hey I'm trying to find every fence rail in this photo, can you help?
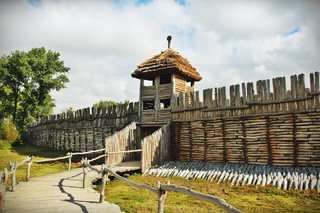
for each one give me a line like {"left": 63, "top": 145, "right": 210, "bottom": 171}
{"left": 0, "top": 146, "right": 140, "bottom": 212}
{"left": 81, "top": 157, "right": 244, "bottom": 213}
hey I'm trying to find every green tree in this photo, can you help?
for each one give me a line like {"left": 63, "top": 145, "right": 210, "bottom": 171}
{"left": 93, "top": 100, "right": 130, "bottom": 109}
{"left": 0, "top": 47, "right": 70, "bottom": 138}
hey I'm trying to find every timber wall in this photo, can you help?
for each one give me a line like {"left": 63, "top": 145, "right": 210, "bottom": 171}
{"left": 171, "top": 72, "right": 320, "bottom": 167}
{"left": 27, "top": 102, "right": 139, "bottom": 152}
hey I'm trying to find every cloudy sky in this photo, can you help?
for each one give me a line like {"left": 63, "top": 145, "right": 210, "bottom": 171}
{"left": 1, "top": 0, "right": 319, "bottom": 114}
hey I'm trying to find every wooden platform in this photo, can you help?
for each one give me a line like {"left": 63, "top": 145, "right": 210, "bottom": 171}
{"left": 108, "top": 160, "right": 141, "bottom": 173}
{"left": 4, "top": 161, "right": 141, "bottom": 213}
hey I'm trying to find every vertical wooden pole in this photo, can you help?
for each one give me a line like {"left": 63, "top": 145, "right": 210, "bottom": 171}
{"left": 99, "top": 165, "right": 108, "bottom": 203}
{"left": 68, "top": 152, "right": 72, "bottom": 171}
{"left": 157, "top": 181, "right": 169, "bottom": 213}
{"left": 9, "top": 161, "right": 17, "bottom": 191}
{"left": 0, "top": 168, "right": 8, "bottom": 212}
{"left": 82, "top": 158, "right": 88, "bottom": 188}
{"left": 26, "top": 156, "right": 33, "bottom": 181}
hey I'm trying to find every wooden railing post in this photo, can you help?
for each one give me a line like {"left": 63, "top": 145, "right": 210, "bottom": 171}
{"left": 0, "top": 168, "right": 8, "bottom": 212}
{"left": 26, "top": 156, "right": 33, "bottom": 181}
{"left": 105, "top": 151, "right": 109, "bottom": 166}
{"left": 99, "top": 164, "right": 108, "bottom": 203}
{"left": 9, "top": 161, "right": 17, "bottom": 191}
{"left": 67, "top": 152, "right": 72, "bottom": 171}
{"left": 81, "top": 158, "right": 88, "bottom": 188}
{"left": 156, "top": 181, "right": 169, "bottom": 213}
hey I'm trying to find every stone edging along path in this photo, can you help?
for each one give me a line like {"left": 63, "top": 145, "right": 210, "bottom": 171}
{"left": 4, "top": 167, "right": 122, "bottom": 213}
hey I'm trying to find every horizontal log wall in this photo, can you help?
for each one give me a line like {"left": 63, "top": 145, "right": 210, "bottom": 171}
{"left": 27, "top": 102, "right": 139, "bottom": 152}
{"left": 171, "top": 72, "right": 320, "bottom": 119}
{"left": 171, "top": 110, "right": 320, "bottom": 167}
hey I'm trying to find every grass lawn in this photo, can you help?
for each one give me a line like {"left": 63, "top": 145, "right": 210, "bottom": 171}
{"left": 97, "top": 173, "right": 320, "bottom": 213}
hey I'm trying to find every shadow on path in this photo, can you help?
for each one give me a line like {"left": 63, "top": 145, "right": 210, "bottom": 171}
{"left": 58, "top": 172, "right": 90, "bottom": 213}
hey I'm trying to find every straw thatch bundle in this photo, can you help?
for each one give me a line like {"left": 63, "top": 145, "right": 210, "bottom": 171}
{"left": 131, "top": 48, "right": 202, "bottom": 81}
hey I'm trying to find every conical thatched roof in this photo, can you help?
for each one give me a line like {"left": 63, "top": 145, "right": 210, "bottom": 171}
{"left": 131, "top": 48, "right": 202, "bottom": 81}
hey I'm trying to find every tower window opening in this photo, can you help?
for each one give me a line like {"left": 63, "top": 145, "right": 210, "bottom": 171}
{"left": 144, "top": 78, "right": 155, "bottom": 86}
{"left": 143, "top": 100, "right": 155, "bottom": 110}
{"left": 160, "top": 99, "right": 171, "bottom": 109}
{"left": 160, "top": 74, "right": 171, "bottom": 84}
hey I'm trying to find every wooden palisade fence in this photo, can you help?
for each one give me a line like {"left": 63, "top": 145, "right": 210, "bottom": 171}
{"left": 141, "top": 121, "right": 171, "bottom": 173}
{"left": 171, "top": 72, "right": 320, "bottom": 119}
{"left": 171, "top": 72, "right": 320, "bottom": 167}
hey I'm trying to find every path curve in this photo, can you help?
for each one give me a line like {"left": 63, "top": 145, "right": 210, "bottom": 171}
{"left": 4, "top": 167, "right": 122, "bottom": 213}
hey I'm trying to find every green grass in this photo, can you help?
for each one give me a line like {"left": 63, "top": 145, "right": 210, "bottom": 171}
{"left": 97, "top": 173, "right": 320, "bottom": 213}
{"left": 0, "top": 144, "right": 81, "bottom": 190}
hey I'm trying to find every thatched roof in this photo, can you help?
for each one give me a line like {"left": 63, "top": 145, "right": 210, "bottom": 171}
{"left": 131, "top": 48, "right": 202, "bottom": 81}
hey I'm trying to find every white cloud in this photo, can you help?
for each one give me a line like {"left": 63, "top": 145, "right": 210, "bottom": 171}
{"left": 1, "top": 0, "right": 319, "bottom": 113}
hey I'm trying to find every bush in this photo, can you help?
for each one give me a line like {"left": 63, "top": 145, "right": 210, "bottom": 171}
{"left": 0, "top": 140, "right": 12, "bottom": 150}
{"left": 0, "top": 121, "right": 19, "bottom": 144}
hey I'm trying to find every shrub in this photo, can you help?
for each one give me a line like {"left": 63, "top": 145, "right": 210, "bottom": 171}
{"left": 0, "top": 140, "right": 12, "bottom": 150}
{"left": 0, "top": 122, "right": 19, "bottom": 144}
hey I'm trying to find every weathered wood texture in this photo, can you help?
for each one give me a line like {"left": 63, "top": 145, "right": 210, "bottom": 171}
{"left": 27, "top": 102, "right": 139, "bottom": 151}
{"left": 172, "top": 110, "right": 320, "bottom": 167}
{"left": 105, "top": 122, "right": 139, "bottom": 165}
{"left": 172, "top": 72, "right": 320, "bottom": 119}
{"left": 141, "top": 122, "right": 171, "bottom": 173}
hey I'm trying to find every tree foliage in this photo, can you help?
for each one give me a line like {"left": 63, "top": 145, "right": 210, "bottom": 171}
{"left": 93, "top": 100, "right": 130, "bottom": 109}
{"left": 0, "top": 47, "right": 70, "bottom": 139}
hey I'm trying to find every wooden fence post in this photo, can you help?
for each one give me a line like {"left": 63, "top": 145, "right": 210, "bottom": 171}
{"left": 67, "top": 152, "right": 72, "bottom": 171}
{"left": 105, "top": 151, "right": 109, "bottom": 167}
{"left": 81, "top": 158, "right": 88, "bottom": 188}
{"left": 9, "top": 161, "right": 17, "bottom": 191}
{"left": 26, "top": 156, "right": 33, "bottom": 181}
{"left": 0, "top": 168, "right": 8, "bottom": 212}
{"left": 157, "top": 181, "right": 169, "bottom": 213}
{"left": 99, "top": 165, "right": 108, "bottom": 203}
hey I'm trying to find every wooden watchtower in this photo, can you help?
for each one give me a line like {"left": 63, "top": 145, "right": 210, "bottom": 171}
{"left": 131, "top": 36, "right": 202, "bottom": 138}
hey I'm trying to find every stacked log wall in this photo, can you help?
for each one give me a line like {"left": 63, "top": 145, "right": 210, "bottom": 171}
{"left": 172, "top": 111, "right": 320, "bottom": 167}
{"left": 27, "top": 102, "right": 139, "bottom": 152}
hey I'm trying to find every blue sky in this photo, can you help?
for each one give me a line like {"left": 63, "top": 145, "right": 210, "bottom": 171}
{"left": 1, "top": 0, "right": 319, "bottom": 113}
